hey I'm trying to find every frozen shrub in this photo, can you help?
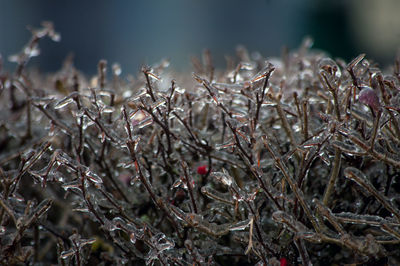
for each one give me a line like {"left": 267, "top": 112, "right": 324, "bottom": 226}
{"left": 0, "top": 23, "right": 400, "bottom": 265}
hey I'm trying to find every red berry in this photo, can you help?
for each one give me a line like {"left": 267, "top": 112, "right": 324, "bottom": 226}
{"left": 280, "top": 257, "right": 288, "bottom": 266}
{"left": 197, "top": 165, "right": 208, "bottom": 175}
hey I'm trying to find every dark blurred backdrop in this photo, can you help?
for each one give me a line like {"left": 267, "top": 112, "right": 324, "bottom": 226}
{"left": 1, "top": 0, "right": 399, "bottom": 75}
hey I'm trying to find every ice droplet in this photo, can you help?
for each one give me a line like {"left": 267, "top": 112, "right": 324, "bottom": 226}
{"left": 344, "top": 167, "right": 369, "bottom": 185}
{"left": 152, "top": 233, "right": 174, "bottom": 252}
{"left": 102, "top": 220, "right": 120, "bottom": 232}
{"left": 229, "top": 219, "right": 251, "bottom": 231}
{"left": 76, "top": 237, "right": 96, "bottom": 247}
{"left": 138, "top": 117, "right": 153, "bottom": 129}
{"left": 74, "top": 109, "right": 85, "bottom": 118}
{"left": 130, "top": 175, "right": 140, "bottom": 186}
{"left": 123, "top": 90, "right": 132, "bottom": 98}
{"left": 211, "top": 170, "right": 233, "bottom": 187}
{"left": 98, "top": 90, "right": 112, "bottom": 97}
{"left": 172, "top": 178, "right": 184, "bottom": 189}
{"left": 113, "top": 63, "right": 122, "bottom": 76}
{"left": 215, "top": 141, "right": 235, "bottom": 151}
{"left": 0, "top": 226, "right": 5, "bottom": 235}
{"left": 62, "top": 181, "right": 82, "bottom": 193}
{"left": 50, "top": 32, "right": 61, "bottom": 42}
{"left": 24, "top": 46, "right": 40, "bottom": 57}
{"left": 8, "top": 54, "right": 20, "bottom": 63}
{"left": 147, "top": 71, "right": 161, "bottom": 81}
{"left": 101, "top": 106, "right": 115, "bottom": 113}
{"left": 54, "top": 96, "right": 75, "bottom": 109}
{"left": 131, "top": 89, "right": 147, "bottom": 101}
{"left": 85, "top": 170, "right": 103, "bottom": 184}
{"left": 130, "top": 232, "right": 136, "bottom": 244}
{"left": 174, "top": 86, "right": 185, "bottom": 94}
{"left": 151, "top": 99, "right": 166, "bottom": 110}
{"left": 72, "top": 208, "right": 89, "bottom": 213}
{"left": 60, "top": 249, "right": 75, "bottom": 259}
{"left": 241, "top": 62, "right": 256, "bottom": 70}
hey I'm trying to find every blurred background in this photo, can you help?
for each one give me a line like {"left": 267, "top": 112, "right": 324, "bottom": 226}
{"left": 0, "top": 0, "right": 399, "bottom": 75}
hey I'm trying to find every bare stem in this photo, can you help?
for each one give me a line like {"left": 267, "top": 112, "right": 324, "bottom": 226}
{"left": 263, "top": 136, "right": 321, "bottom": 233}
{"left": 180, "top": 161, "right": 198, "bottom": 213}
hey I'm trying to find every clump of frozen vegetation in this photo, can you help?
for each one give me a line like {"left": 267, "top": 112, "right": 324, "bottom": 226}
{"left": 1, "top": 22, "right": 400, "bottom": 265}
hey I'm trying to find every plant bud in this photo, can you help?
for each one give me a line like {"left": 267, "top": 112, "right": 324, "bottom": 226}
{"left": 358, "top": 86, "right": 381, "bottom": 112}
